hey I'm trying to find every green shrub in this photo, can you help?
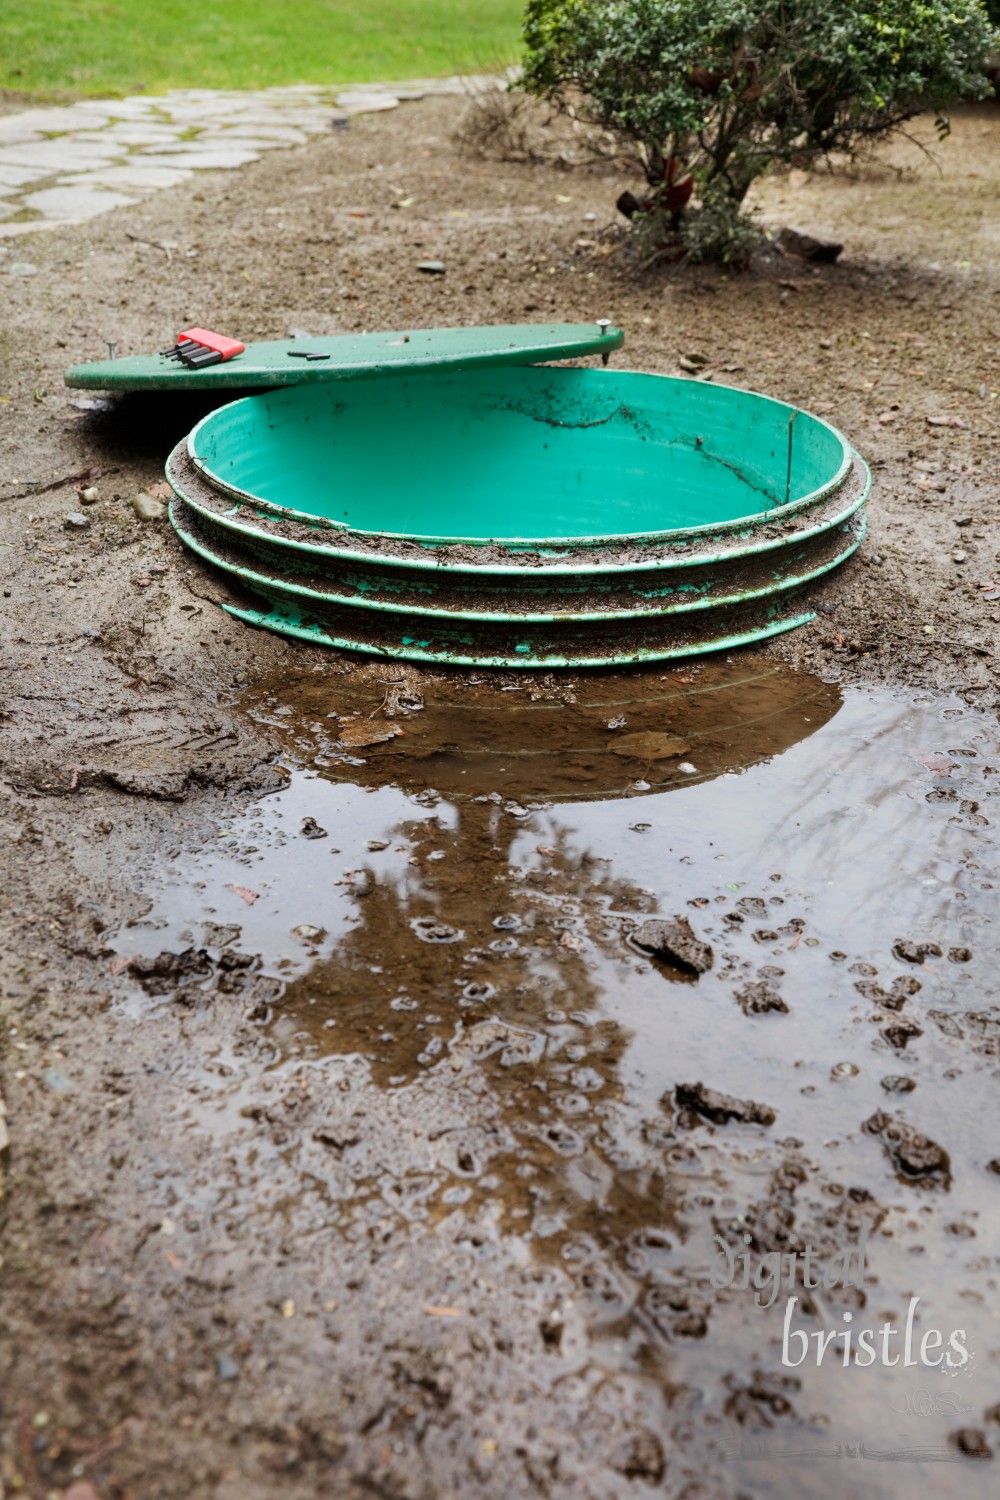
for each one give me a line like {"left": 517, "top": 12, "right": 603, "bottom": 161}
{"left": 523, "top": 0, "right": 999, "bottom": 259}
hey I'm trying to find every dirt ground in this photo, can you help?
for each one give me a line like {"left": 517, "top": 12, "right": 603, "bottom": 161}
{"left": 0, "top": 94, "right": 998, "bottom": 1499}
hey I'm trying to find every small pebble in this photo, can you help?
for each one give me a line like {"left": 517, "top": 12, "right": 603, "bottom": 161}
{"left": 64, "top": 512, "right": 89, "bottom": 530}
{"left": 129, "top": 492, "right": 165, "bottom": 522}
{"left": 78, "top": 485, "right": 99, "bottom": 504}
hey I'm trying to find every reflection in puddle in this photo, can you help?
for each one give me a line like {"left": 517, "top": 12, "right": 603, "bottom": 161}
{"left": 113, "top": 659, "right": 999, "bottom": 1495}
{"left": 252, "top": 659, "right": 843, "bottom": 802}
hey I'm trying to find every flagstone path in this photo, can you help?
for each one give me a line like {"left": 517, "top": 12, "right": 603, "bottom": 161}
{"left": 0, "top": 76, "right": 498, "bottom": 239}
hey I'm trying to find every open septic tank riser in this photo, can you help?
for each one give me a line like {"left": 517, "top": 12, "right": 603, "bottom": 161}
{"left": 165, "top": 364, "right": 870, "bottom": 666}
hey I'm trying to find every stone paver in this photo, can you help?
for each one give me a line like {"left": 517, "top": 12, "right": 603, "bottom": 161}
{"left": 0, "top": 165, "right": 40, "bottom": 188}
{"left": 20, "top": 185, "right": 139, "bottom": 221}
{"left": 59, "top": 164, "right": 193, "bottom": 190}
{"left": 0, "top": 76, "right": 504, "bottom": 236}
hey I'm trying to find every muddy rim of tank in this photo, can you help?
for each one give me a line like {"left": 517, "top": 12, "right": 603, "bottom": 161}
{"left": 166, "top": 441, "right": 870, "bottom": 578}
{"left": 219, "top": 595, "right": 822, "bottom": 668}
{"left": 169, "top": 493, "right": 866, "bottom": 624}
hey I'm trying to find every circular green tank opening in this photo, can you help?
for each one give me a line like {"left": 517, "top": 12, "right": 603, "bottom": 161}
{"left": 187, "top": 365, "right": 852, "bottom": 546}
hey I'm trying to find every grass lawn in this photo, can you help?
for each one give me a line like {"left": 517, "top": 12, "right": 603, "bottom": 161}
{"left": 0, "top": 0, "right": 523, "bottom": 98}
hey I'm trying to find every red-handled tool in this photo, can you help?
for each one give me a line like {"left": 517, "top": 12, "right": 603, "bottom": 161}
{"left": 160, "top": 328, "right": 246, "bottom": 370}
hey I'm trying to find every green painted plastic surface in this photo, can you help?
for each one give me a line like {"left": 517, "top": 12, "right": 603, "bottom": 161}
{"left": 186, "top": 365, "right": 851, "bottom": 544}
{"left": 64, "top": 323, "right": 624, "bottom": 391}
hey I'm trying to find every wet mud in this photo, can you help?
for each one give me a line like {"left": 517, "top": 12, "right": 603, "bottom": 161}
{"left": 55, "top": 661, "right": 994, "bottom": 1499}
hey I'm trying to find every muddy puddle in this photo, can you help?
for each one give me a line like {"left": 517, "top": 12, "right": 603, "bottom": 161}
{"left": 110, "top": 658, "right": 999, "bottom": 1494}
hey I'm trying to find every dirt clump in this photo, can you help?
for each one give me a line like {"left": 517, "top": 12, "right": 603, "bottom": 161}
{"left": 673, "top": 1080, "right": 777, "bottom": 1126}
{"left": 863, "top": 1109, "right": 953, "bottom": 1187}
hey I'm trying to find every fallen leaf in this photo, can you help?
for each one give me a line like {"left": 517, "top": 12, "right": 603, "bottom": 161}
{"left": 337, "top": 720, "right": 403, "bottom": 749}
{"left": 425, "top": 1306, "right": 463, "bottom": 1317}
{"left": 226, "top": 883, "right": 259, "bottom": 906}
{"left": 926, "top": 415, "right": 967, "bottom": 428}
{"left": 609, "top": 731, "right": 689, "bottom": 760}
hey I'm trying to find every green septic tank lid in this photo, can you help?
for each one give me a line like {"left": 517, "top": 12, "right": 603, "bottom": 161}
{"left": 64, "top": 322, "right": 624, "bottom": 391}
